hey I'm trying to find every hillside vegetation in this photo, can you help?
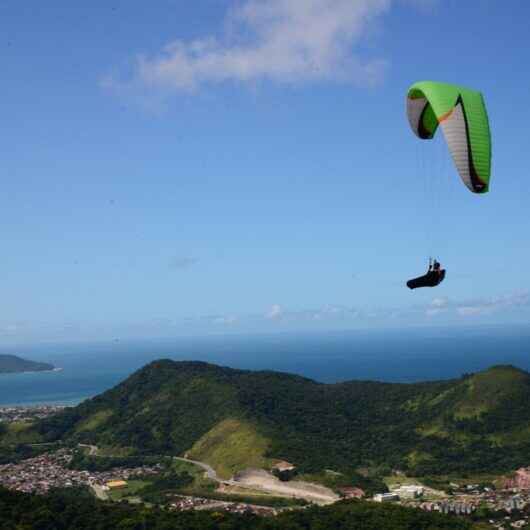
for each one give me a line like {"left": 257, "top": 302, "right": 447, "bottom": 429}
{"left": 187, "top": 418, "right": 272, "bottom": 479}
{"left": 11, "top": 361, "right": 530, "bottom": 478}
{"left": 0, "top": 486, "right": 480, "bottom": 530}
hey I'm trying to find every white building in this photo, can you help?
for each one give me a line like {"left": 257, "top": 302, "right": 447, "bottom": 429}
{"left": 373, "top": 493, "right": 400, "bottom": 503}
{"left": 394, "top": 485, "right": 424, "bottom": 499}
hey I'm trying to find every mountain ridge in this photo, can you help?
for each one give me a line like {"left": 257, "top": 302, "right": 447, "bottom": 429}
{"left": 12, "top": 360, "right": 530, "bottom": 479}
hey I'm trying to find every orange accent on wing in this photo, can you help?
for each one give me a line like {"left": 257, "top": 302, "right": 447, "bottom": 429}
{"left": 438, "top": 108, "right": 454, "bottom": 123}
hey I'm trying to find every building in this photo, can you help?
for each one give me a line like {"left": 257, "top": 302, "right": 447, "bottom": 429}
{"left": 504, "top": 468, "right": 530, "bottom": 490}
{"left": 271, "top": 461, "right": 296, "bottom": 473}
{"left": 106, "top": 480, "right": 127, "bottom": 489}
{"left": 505, "top": 495, "right": 525, "bottom": 511}
{"left": 339, "top": 487, "right": 365, "bottom": 499}
{"left": 373, "top": 493, "right": 400, "bottom": 503}
{"left": 394, "top": 485, "right": 424, "bottom": 499}
{"left": 438, "top": 501, "right": 475, "bottom": 515}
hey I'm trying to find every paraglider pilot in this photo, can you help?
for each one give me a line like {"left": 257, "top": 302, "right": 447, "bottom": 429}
{"left": 407, "top": 258, "right": 446, "bottom": 289}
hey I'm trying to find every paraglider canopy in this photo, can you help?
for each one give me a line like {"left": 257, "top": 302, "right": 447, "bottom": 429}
{"left": 406, "top": 81, "right": 491, "bottom": 194}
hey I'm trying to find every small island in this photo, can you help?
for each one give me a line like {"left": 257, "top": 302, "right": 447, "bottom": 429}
{"left": 0, "top": 354, "right": 55, "bottom": 374}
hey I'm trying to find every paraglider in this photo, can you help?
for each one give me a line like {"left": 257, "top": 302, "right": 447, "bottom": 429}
{"left": 405, "top": 81, "right": 491, "bottom": 288}
{"left": 407, "top": 258, "right": 446, "bottom": 290}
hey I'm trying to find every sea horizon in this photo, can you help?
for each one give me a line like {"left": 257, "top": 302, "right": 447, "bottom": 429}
{"left": 1, "top": 324, "right": 530, "bottom": 407}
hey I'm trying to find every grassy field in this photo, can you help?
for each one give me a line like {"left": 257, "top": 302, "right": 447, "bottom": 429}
{"left": 171, "top": 459, "right": 217, "bottom": 492}
{"left": 0, "top": 422, "right": 42, "bottom": 445}
{"left": 107, "top": 480, "right": 150, "bottom": 501}
{"left": 417, "top": 473, "right": 502, "bottom": 491}
{"left": 172, "top": 459, "right": 205, "bottom": 476}
{"left": 455, "top": 366, "right": 529, "bottom": 420}
{"left": 96, "top": 445, "right": 134, "bottom": 457}
{"left": 297, "top": 470, "right": 348, "bottom": 490}
{"left": 383, "top": 475, "right": 426, "bottom": 488}
{"left": 75, "top": 410, "right": 113, "bottom": 433}
{"left": 187, "top": 418, "right": 272, "bottom": 479}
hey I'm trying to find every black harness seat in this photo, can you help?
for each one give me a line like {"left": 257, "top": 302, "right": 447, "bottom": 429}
{"left": 407, "top": 269, "right": 446, "bottom": 290}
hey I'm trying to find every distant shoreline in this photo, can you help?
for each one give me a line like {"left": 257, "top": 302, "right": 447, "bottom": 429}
{"left": 0, "top": 367, "right": 62, "bottom": 376}
{"left": 0, "top": 395, "right": 86, "bottom": 408}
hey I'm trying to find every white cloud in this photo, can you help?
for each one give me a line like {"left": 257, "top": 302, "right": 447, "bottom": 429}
{"left": 313, "top": 305, "right": 360, "bottom": 320}
{"left": 457, "top": 306, "right": 486, "bottom": 317}
{"left": 266, "top": 304, "right": 283, "bottom": 320}
{"left": 431, "top": 297, "right": 449, "bottom": 308}
{"left": 213, "top": 316, "right": 238, "bottom": 325}
{"left": 425, "top": 296, "right": 449, "bottom": 317}
{"left": 262, "top": 303, "right": 364, "bottom": 323}
{"left": 109, "top": 0, "right": 401, "bottom": 95}
{"left": 456, "top": 290, "right": 529, "bottom": 317}
{"left": 320, "top": 305, "right": 344, "bottom": 314}
{"left": 425, "top": 308, "right": 443, "bottom": 317}
{"left": 0, "top": 323, "right": 22, "bottom": 335}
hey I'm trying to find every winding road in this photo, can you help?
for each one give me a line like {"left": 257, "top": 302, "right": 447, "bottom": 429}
{"left": 174, "top": 456, "right": 220, "bottom": 482}
{"left": 78, "top": 443, "right": 98, "bottom": 456}
{"left": 78, "top": 448, "right": 337, "bottom": 505}
{"left": 174, "top": 457, "right": 337, "bottom": 504}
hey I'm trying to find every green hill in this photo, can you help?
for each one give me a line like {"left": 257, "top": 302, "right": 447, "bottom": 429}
{"left": 18, "top": 361, "right": 530, "bottom": 477}
{"left": 0, "top": 354, "right": 54, "bottom": 374}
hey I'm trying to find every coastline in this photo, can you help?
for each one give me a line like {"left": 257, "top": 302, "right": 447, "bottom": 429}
{"left": 0, "top": 367, "right": 62, "bottom": 376}
{"left": 0, "top": 394, "right": 85, "bottom": 408}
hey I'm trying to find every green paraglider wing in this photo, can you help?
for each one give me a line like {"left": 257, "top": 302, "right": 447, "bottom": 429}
{"left": 407, "top": 81, "right": 491, "bottom": 193}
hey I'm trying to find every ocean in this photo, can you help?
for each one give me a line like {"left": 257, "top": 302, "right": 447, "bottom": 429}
{"left": 1, "top": 325, "right": 530, "bottom": 406}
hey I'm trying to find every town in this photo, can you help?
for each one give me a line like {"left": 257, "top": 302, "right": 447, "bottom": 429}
{"left": 1, "top": 406, "right": 530, "bottom": 527}
{"left": 1, "top": 444, "right": 529, "bottom": 526}
{"left": 0, "top": 405, "right": 67, "bottom": 423}
{"left": 169, "top": 495, "right": 279, "bottom": 516}
{"left": 0, "top": 449, "right": 161, "bottom": 495}
{"left": 0, "top": 447, "right": 286, "bottom": 516}
{"left": 370, "top": 474, "right": 530, "bottom": 529}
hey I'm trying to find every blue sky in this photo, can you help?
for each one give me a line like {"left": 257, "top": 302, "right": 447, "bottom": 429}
{"left": 2, "top": 0, "right": 530, "bottom": 343}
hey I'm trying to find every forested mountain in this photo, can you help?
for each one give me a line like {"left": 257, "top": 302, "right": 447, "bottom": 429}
{"left": 21, "top": 361, "right": 530, "bottom": 477}
{"left": 0, "top": 354, "right": 54, "bottom": 374}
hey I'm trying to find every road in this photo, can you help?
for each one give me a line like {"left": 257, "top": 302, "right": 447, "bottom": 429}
{"left": 174, "top": 456, "right": 220, "bottom": 482}
{"left": 83, "top": 450, "right": 336, "bottom": 505}
{"left": 78, "top": 443, "right": 98, "bottom": 456}
{"left": 232, "top": 472, "right": 339, "bottom": 504}
{"left": 91, "top": 484, "right": 108, "bottom": 500}
{"left": 174, "top": 457, "right": 337, "bottom": 504}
